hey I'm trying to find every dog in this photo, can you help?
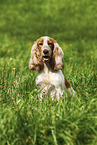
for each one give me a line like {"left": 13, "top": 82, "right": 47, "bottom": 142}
{"left": 29, "top": 36, "right": 75, "bottom": 100}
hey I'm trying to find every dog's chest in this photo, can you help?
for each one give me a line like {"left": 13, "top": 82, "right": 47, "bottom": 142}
{"left": 36, "top": 70, "right": 65, "bottom": 89}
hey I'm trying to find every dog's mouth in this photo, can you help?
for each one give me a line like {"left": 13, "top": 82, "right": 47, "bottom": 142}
{"left": 43, "top": 56, "right": 50, "bottom": 62}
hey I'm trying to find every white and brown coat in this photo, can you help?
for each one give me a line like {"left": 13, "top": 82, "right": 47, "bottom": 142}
{"left": 29, "top": 36, "right": 75, "bottom": 100}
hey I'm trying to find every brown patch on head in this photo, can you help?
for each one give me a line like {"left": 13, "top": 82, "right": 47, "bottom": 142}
{"left": 47, "top": 38, "right": 55, "bottom": 50}
{"left": 37, "top": 38, "right": 43, "bottom": 52}
{"left": 37, "top": 36, "right": 55, "bottom": 52}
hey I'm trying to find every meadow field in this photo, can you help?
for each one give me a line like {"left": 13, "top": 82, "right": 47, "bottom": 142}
{"left": 0, "top": 0, "right": 97, "bottom": 144}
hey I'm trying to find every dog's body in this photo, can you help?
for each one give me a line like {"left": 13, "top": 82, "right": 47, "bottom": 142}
{"left": 36, "top": 64, "right": 65, "bottom": 100}
{"left": 29, "top": 36, "right": 75, "bottom": 100}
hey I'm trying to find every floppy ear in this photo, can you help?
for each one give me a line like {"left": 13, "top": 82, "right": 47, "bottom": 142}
{"left": 29, "top": 41, "right": 43, "bottom": 71}
{"left": 51, "top": 42, "right": 64, "bottom": 71}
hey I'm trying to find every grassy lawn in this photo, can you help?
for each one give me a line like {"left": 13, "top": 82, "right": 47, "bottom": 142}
{"left": 0, "top": 0, "right": 97, "bottom": 144}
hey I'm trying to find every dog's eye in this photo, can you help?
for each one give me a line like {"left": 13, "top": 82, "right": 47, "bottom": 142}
{"left": 39, "top": 42, "right": 43, "bottom": 46}
{"left": 48, "top": 42, "right": 52, "bottom": 45}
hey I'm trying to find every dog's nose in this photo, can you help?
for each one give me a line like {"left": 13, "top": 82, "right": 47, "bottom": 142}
{"left": 43, "top": 49, "right": 49, "bottom": 54}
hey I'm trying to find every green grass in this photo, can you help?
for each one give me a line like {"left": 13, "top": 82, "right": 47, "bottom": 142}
{"left": 0, "top": 0, "right": 97, "bottom": 144}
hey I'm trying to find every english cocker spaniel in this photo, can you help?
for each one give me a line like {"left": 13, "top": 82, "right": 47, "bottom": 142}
{"left": 29, "top": 36, "right": 75, "bottom": 100}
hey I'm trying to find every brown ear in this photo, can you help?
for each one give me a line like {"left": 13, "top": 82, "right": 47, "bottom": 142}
{"left": 51, "top": 42, "right": 64, "bottom": 71}
{"left": 29, "top": 41, "right": 43, "bottom": 71}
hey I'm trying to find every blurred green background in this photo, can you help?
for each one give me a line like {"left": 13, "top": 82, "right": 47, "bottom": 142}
{"left": 0, "top": 0, "right": 97, "bottom": 41}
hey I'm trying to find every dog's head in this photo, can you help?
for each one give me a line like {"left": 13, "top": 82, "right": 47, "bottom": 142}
{"left": 29, "top": 36, "right": 64, "bottom": 71}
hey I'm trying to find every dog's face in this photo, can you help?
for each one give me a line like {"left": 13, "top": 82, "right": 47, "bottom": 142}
{"left": 29, "top": 36, "right": 64, "bottom": 71}
{"left": 37, "top": 36, "right": 55, "bottom": 63}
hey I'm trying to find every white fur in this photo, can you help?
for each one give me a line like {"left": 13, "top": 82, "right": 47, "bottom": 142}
{"left": 36, "top": 63, "right": 65, "bottom": 100}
